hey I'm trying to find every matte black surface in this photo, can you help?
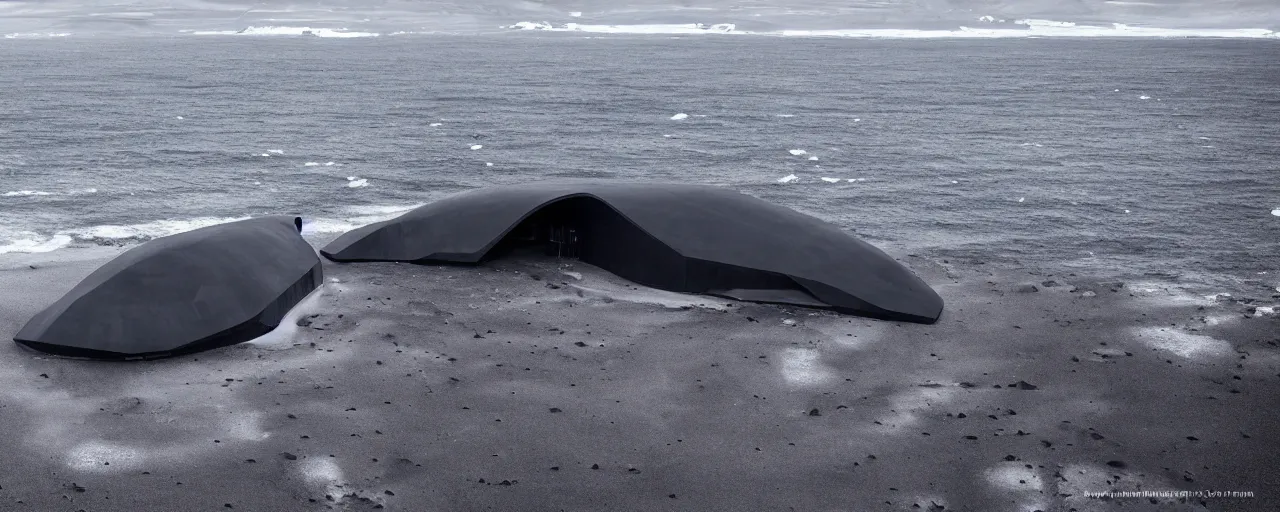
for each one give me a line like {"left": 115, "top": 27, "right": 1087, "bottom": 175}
{"left": 322, "top": 181, "right": 943, "bottom": 323}
{"left": 13, "top": 216, "right": 323, "bottom": 360}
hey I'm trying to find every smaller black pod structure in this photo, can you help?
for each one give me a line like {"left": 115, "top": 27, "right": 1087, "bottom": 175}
{"left": 13, "top": 216, "right": 322, "bottom": 360}
{"left": 321, "top": 181, "right": 943, "bottom": 323}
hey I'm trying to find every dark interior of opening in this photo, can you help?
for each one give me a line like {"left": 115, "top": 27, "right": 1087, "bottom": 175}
{"left": 483, "top": 196, "right": 829, "bottom": 308}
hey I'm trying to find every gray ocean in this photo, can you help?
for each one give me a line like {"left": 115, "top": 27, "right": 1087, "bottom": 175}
{"left": 1, "top": 35, "right": 1278, "bottom": 294}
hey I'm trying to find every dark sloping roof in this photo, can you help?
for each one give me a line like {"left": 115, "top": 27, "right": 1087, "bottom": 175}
{"left": 14, "top": 216, "right": 322, "bottom": 359}
{"left": 322, "top": 181, "right": 943, "bottom": 323}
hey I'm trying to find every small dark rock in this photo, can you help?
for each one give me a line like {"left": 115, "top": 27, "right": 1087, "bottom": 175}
{"left": 549, "top": 408, "right": 562, "bottom": 413}
{"left": 591, "top": 464, "right": 600, "bottom": 470}
{"left": 281, "top": 452, "right": 298, "bottom": 461}
{"left": 473, "top": 333, "right": 484, "bottom": 339}
{"left": 1003, "top": 455, "right": 1018, "bottom": 461}
{"left": 808, "top": 408, "right": 821, "bottom": 416}
{"left": 1013, "top": 381, "right": 1038, "bottom": 390}
{"left": 1106, "top": 460, "right": 1127, "bottom": 468}
{"left": 573, "top": 341, "right": 587, "bottom": 347}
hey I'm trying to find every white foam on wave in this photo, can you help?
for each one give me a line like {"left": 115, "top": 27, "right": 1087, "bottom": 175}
{"left": 788, "top": 149, "right": 807, "bottom": 156}
{"left": 777, "top": 174, "right": 799, "bottom": 184}
{"left": 1271, "top": 208, "right": 1280, "bottom": 217}
{"left": 300, "top": 204, "right": 422, "bottom": 235}
{"left": 570, "top": 12, "right": 583, "bottom": 18}
{"left": 346, "top": 178, "right": 368, "bottom": 188}
{"left": 1139, "top": 95, "right": 1152, "bottom": 100}
{"left": 267, "top": 149, "right": 284, "bottom": 154}
{"left": 0, "top": 234, "right": 74, "bottom": 254}
{"left": 670, "top": 113, "right": 689, "bottom": 120}
{"left": 3, "top": 190, "right": 53, "bottom": 197}
{"left": 808, "top": 156, "right": 819, "bottom": 161}
{"left": 508, "top": 22, "right": 737, "bottom": 34}
{"left": 4, "top": 32, "right": 71, "bottom": 39}
{"left": 470, "top": 144, "right": 483, "bottom": 150}
{"left": 69, "top": 216, "right": 252, "bottom": 241}
{"left": 781, "top": 23, "right": 1278, "bottom": 38}
{"left": 429, "top": 122, "right": 443, "bottom": 127}
{"left": 304, "top": 162, "right": 320, "bottom": 167}
{"left": 191, "top": 26, "right": 379, "bottom": 38}
{"left": 820, "top": 177, "right": 840, "bottom": 183}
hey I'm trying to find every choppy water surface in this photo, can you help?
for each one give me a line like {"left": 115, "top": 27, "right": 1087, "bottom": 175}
{"left": 1, "top": 35, "right": 1277, "bottom": 292}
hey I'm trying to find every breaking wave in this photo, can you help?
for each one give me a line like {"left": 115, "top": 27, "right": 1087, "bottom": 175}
{"left": 188, "top": 27, "right": 379, "bottom": 38}
{"left": 504, "top": 19, "right": 1278, "bottom": 39}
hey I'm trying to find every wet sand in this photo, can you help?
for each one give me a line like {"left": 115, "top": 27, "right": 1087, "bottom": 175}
{"left": 0, "top": 245, "right": 1277, "bottom": 511}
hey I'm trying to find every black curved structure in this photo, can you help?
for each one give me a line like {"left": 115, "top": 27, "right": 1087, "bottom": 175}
{"left": 322, "top": 181, "right": 943, "bottom": 323}
{"left": 14, "top": 216, "right": 323, "bottom": 360}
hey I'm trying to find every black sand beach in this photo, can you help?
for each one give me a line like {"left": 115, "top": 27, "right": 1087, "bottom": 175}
{"left": 2, "top": 240, "right": 1276, "bottom": 511}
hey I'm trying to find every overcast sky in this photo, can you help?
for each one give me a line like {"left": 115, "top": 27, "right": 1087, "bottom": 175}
{"left": 2, "top": 0, "right": 1277, "bottom": 34}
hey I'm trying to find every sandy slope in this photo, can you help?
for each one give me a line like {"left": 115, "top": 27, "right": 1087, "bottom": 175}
{"left": 0, "top": 247, "right": 1276, "bottom": 511}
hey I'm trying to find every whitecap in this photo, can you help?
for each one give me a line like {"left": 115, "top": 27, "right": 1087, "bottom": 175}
{"left": 777, "top": 174, "right": 799, "bottom": 183}
{"left": 3, "top": 32, "right": 71, "bottom": 39}
{"left": 509, "top": 22, "right": 736, "bottom": 35}
{"left": 2, "top": 190, "right": 53, "bottom": 197}
{"left": 485, "top": 162, "right": 494, "bottom": 166}
{"left": 1139, "top": 95, "right": 1151, "bottom": 100}
{"left": 68, "top": 216, "right": 251, "bottom": 241}
{"left": 808, "top": 156, "right": 819, "bottom": 161}
{"left": 429, "top": 123, "right": 442, "bottom": 127}
{"left": 267, "top": 149, "right": 284, "bottom": 154}
{"left": 324, "top": 162, "right": 336, "bottom": 166}
{"left": 670, "top": 113, "right": 689, "bottom": 120}
{"left": 570, "top": 12, "right": 583, "bottom": 18}
{"left": 304, "top": 162, "right": 320, "bottom": 167}
{"left": 347, "top": 179, "right": 369, "bottom": 188}
{"left": 788, "top": 149, "right": 807, "bottom": 156}
{"left": 820, "top": 177, "right": 840, "bottom": 183}
{"left": 192, "top": 26, "right": 379, "bottom": 38}
{"left": 1271, "top": 208, "right": 1280, "bottom": 217}
{"left": 470, "top": 144, "right": 483, "bottom": 150}
{"left": 0, "top": 234, "right": 73, "bottom": 254}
